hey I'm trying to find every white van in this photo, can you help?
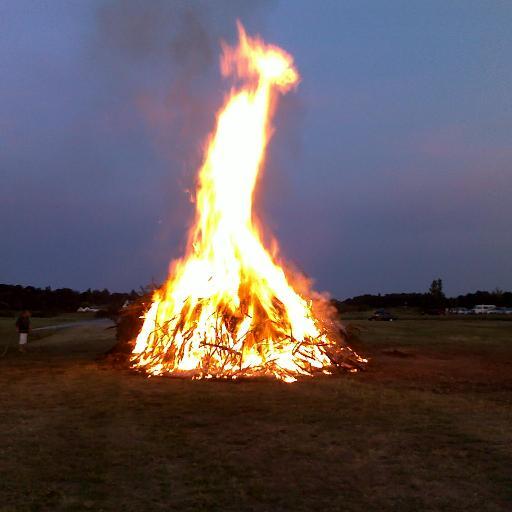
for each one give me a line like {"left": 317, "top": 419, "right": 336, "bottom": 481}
{"left": 472, "top": 305, "right": 497, "bottom": 314}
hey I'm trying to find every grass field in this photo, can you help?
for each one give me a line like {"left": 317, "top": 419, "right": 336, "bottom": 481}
{"left": 0, "top": 314, "right": 511, "bottom": 511}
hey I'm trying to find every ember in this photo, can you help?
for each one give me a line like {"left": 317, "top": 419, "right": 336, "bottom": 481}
{"left": 132, "top": 23, "right": 366, "bottom": 382}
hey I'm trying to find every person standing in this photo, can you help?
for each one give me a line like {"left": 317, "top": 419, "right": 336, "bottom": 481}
{"left": 15, "top": 310, "right": 31, "bottom": 352}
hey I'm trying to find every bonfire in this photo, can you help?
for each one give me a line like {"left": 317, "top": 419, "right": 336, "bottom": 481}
{"left": 132, "top": 23, "right": 366, "bottom": 382}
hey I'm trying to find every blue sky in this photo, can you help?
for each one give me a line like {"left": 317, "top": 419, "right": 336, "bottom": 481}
{"left": 1, "top": 0, "right": 511, "bottom": 298}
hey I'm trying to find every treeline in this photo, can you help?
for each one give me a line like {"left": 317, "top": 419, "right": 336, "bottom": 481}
{"left": 2, "top": 281, "right": 511, "bottom": 317}
{"left": 0, "top": 284, "right": 140, "bottom": 316}
{"left": 335, "top": 289, "right": 512, "bottom": 312}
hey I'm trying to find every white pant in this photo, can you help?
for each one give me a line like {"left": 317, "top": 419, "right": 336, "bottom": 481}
{"left": 19, "top": 333, "right": 28, "bottom": 345}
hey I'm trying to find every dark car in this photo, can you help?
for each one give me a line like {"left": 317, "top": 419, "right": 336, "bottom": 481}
{"left": 421, "top": 308, "right": 446, "bottom": 316}
{"left": 368, "top": 309, "right": 397, "bottom": 321}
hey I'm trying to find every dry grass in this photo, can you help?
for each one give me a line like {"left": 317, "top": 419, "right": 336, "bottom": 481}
{"left": 0, "top": 315, "right": 511, "bottom": 511}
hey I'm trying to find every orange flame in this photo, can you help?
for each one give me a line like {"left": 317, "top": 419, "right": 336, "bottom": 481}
{"left": 132, "top": 23, "right": 365, "bottom": 382}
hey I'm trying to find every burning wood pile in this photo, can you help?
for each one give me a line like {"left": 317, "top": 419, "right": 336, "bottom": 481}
{"left": 128, "top": 23, "right": 366, "bottom": 382}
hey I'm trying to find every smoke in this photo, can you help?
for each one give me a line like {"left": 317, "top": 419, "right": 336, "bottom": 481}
{"left": 97, "top": 1, "right": 216, "bottom": 70}
{"left": 94, "top": 0, "right": 277, "bottom": 174}
{"left": 92, "top": 0, "right": 279, "bottom": 283}
{"left": 94, "top": 0, "right": 277, "bottom": 98}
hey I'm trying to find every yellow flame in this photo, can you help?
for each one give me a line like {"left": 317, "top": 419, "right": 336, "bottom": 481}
{"left": 132, "top": 23, "right": 365, "bottom": 381}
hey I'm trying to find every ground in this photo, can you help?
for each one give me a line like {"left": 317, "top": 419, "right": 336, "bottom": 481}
{"left": 0, "top": 313, "right": 511, "bottom": 511}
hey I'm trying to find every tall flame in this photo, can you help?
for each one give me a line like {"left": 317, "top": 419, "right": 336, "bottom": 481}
{"left": 132, "top": 23, "right": 365, "bottom": 382}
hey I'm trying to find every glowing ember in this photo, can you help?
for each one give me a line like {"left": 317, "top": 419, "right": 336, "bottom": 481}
{"left": 132, "top": 22, "right": 366, "bottom": 382}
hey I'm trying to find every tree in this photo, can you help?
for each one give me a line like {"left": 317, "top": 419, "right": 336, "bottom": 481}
{"left": 428, "top": 278, "right": 446, "bottom": 308}
{"left": 429, "top": 278, "right": 444, "bottom": 297}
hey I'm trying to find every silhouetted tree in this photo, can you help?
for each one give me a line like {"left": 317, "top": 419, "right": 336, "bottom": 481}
{"left": 429, "top": 278, "right": 444, "bottom": 298}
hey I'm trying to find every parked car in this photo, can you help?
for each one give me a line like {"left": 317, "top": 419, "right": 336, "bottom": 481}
{"left": 472, "top": 304, "right": 497, "bottom": 314}
{"left": 450, "top": 307, "right": 471, "bottom": 315}
{"left": 421, "top": 308, "right": 446, "bottom": 316}
{"left": 368, "top": 309, "right": 397, "bottom": 321}
{"left": 487, "top": 307, "right": 510, "bottom": 314}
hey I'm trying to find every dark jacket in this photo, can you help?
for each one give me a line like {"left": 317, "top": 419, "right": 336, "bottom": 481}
{"left": 16, "top": 316, "right": 30, "bottom": 333}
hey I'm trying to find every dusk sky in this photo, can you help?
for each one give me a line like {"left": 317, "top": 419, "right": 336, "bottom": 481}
{"left": 2, "top": 0, "right": 511, "bottom": 299}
